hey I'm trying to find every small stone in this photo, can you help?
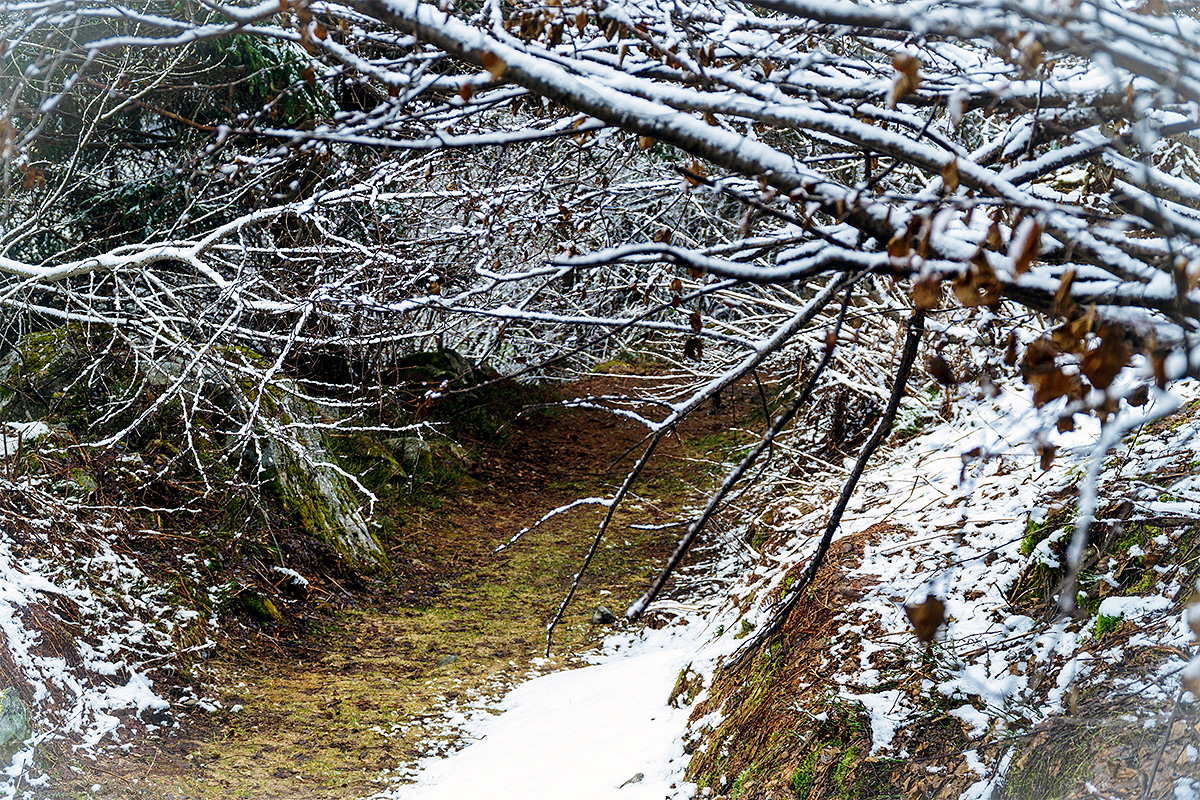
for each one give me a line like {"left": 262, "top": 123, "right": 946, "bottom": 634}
{"left": 437, "top": 654, "right": 459, "bottom": 667}
{"left": 237, "top": 589, "right": 282, "bottom": 623}
{"left": 0, "top": 687, "right": 31, "bottom": 758}
{"left": 618, "top": 772, "right": 644, "bottom": 788}
{"left": 592, "top": 606, "right": 617, "bottom": 625}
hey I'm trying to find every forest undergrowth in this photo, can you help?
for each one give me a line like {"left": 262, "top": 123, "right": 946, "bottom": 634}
{"left": 0, "top": 359, "right": 763, "bottom": 800}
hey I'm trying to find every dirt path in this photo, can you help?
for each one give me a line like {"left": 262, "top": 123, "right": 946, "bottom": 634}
{"left": 48, "top": 372, "right": 759, "bottom": 799}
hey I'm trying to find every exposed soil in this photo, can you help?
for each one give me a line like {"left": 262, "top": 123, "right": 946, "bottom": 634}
{"left": 40, "top": 370, "right": 763, "bottom": 799}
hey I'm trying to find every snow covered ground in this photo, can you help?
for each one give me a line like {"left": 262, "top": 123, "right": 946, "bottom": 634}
{"left": 363, "top": 517, "right": 759, "bottom": 800}
{"left": 377, "top": 369, "right": 1200, "bottom": 799}
{"left": 2, "top": 360, "right": 1198, "bottom": 799}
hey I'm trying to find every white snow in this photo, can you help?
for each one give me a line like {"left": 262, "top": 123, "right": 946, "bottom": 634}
{"left": 381, "top": 372, "right": 1200, "bottom": 800}
{"left": 390, "top": 634, "right": 696, "bottom": 800}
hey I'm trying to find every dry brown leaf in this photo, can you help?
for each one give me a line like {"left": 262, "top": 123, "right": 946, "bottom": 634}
{"left": 952, "top": 258, "right": 1001, "bottom": 307}
{"left": 481, "top": 50, "right": 507, "bottom": 80}
{"left": 1049, "top": 312, "right": 1092, "bottom": 355}
{"left": 1151, "top": 350, "right": 1169, "bottom": 389}
{"left": 1053, "top": 268, "right": 1077, "bottom": 318}
{"left": 1030, "top": 366, "right": 1075, "bottom": 407}
{"left": 1080, "top": 325, "right": 1131, "bottom": 391}
{"left": 1183, "top": 664, "right": 1200, "bottom": 699}
{"left": 928, "top": 353, "right": 957, "bottom": 386}
{"left": 941, "top": 159, "right": 959, "bottom": 193}
{"left": 683, "top": 336, "right": 703, "bottom": 361}
{"left": 1126, "top": 384, "right": 1150, "bottom": 407}
{"left": 1020, "top": 336, "right": 1058, "bottom": 378}
{"left": 638, "top": 135, "right": 656, "bottom": 151}
{"left": 1003, "top": 329, "right": 1019, "bottom": 367}
{"left": 889, "top": 53, "right": 921, "bottom": 107}
{"left": 1037, "top": 441, "right": 1057, "bottom": 471}
{"left": 1012, "top": 220, "right": 1042, "bottom": 275}
{"left": 654, "top": 227, "right": 671, "bottom": 244}
{"left": 986, "top": 218, "right": 1004, "bottom": 249}
{"left": 20, "top": 166, "right": 45, "bottom": 190}
{"left": 689, "top": 310, "right": 702, "bottom": 332}
{"left": 904, "top": 595, "right": 945, "bottom": 642}
{"left": 911, "top": 276, "right": 942, "bottom": 309}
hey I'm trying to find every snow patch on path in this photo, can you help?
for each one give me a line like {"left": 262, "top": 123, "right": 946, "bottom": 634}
{"left": 391, "top": 630, "right": 698, "bottom": 800}
{"left": 373, "top": 541, "right": 749, "bottom": 800}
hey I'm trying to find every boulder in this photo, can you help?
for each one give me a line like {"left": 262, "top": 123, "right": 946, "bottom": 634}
{"left": 0, "top": 688, "right": 30, "bottom": 760}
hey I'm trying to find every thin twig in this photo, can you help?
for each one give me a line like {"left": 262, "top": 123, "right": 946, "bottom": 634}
{"left": 726, "top": 307, "right": 926, "bottom": 669}
{"left": 626, "top": 277, "right": 862, "bottom": 622}
{"left": 1142, "top": 687, "right": 1183, "bottom": 800}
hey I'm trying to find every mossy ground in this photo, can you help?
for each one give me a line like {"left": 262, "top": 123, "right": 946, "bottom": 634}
{"left": 35, "top": 369, "right": 764, "bottom": 799}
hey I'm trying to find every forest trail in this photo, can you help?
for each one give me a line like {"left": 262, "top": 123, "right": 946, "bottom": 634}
{"left": 48, "top": 370, "right": 759, "bottom": 800}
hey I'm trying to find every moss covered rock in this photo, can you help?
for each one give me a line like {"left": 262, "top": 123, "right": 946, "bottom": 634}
{"left": 260, "top": 382, "right": 389, "bottom": 572}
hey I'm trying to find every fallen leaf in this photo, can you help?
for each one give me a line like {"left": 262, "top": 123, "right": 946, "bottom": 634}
{"left": 928, "top": 353, "right": 957, "bottom": 386}
{"left": 904, "top": 595, "right": 945, "bottom": 642}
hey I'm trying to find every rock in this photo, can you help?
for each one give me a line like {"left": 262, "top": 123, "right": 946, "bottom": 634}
{"left": 393, "top": 349, "right": 482, "bottom": 388}
{"left": 262, "top": 380, "right": 390, "bottom": 571}
{"left": 436, "top": 654, "right": 460, "bottom": 667}
{"left": 384, "top": 435, "right": 433, "bottom": 474}
{"left": 0, "top": 688, "right": 30, "bottom": 758}
{"left": 0, "top": 328, "right": 86, "bottom": 422}
{"left": 618, "top": 773, "right": 644, "bottom": 788}
{"left": 66, "top": 467, "right": 99, "bottom": 500}
{"left": 592, "top": 605, "right": 617, "bottom": 625}
{"left": 236, "top": 589, "right": 282, "bottom": 623}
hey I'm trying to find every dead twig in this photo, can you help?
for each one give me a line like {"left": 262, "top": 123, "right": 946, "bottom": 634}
{"left": 727, "top": 307, "right": 926, "bottom": 669}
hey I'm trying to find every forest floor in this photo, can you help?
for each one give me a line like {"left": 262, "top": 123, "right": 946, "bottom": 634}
{"left": 41, "top": 368, "right": 760, "bottom": 800}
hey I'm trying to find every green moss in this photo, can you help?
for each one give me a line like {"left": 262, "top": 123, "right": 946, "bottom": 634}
{"left": 1114, "top": 523, "right": 1163, "bottom": 552}
{"left": 833, "top": 746, "right": 857, "bottom": 798}
{"left": 1092, "top": 613, "right": 1122, "bottom": 639}
{"left": 790, "top": 746, "right": 822, "bottom": 797}
{"left": 235, "top": 589, "right": 282, "bottom": 623}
